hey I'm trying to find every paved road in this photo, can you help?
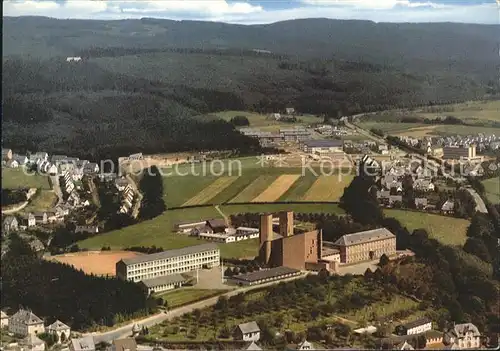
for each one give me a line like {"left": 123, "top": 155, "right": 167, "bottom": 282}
{"left": 88, "top": 273, "right": 307, "bottom": 344}
{"left": 2, "top": 201, "right": 29, "bottom": 214}
{"left": 466, "top": 188, "right": 488, "bottom": 213}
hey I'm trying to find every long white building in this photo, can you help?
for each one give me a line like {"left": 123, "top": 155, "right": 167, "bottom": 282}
{"left": 116, "top": 243, "right": 220, "bottom": 282}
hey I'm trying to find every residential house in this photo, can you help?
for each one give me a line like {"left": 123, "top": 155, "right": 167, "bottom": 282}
{"left": 70, "top": 336, "right": 96, "bottom": 351}
{"left": 38, "top": 161, "right": 58, "bottom": 175}
{"left": 46, "top": 211, "right": 58, "bottom": 223}
{"left": 285, "top": 107, "right": 295, "bottom": 115}
{"left": 395, "top": 317, "right": 432, "bottom": 336}
{"left": 2, "top": 148, "right": 13, "bottom": 161}
{"left": 270, "top": 113, "right": 281, "bottom": 120}
{"left": 441, "top": 200, "right": 455, "bottom": 214}
{"left": 7, "top": 159, "right": 19, "bottom": 168}
{"left": 206, "top": 218, "right": 227, "bottom": 233}
{"left": 75, "top": 225, "right": 99, "bottom": 234}
{"left": 287, "top": 340, "right": 315, "bottom": 350}
{"left": 111, "top": 338, "right": 137, "bottom": 351}
{"left": 20, "top": 235, "right": 45, "bottom": 253}
{"left": 21, "top": 213, "right": 37, "bottom": 228}
{"left": 244, "top": 341, "right": 262, "bottom": 350}
{"left": 12, "top": 154, "right": 29, "bottom": 166}
{"left": 443, "top": 323, "right": 481, "bottom": 349}
{"left": 29, "top": 152, "right": 48, "bottom": 164}
{"left": 54, "top": 206, "right": 70, "bottom": 218}
{"left": 129, "top": 153, "right": 143, "bottom": 160}
{"left": 33, "top": 212, "right": 48, "bottom": 225}
{"left": 414, "top": 198, "right": 428, "bottom": 209}
{"left": 21, "top": 334, "right": 46, "bottom": 351}
{"left": 235, "top": 321, "right": 260, "bottom": 342}
{"left": 9, "top": 309, "right": 45, "bottom": 336}
{"left": 1, "top": 311, "right": 9, "bottom": 328}
{"left": 115, "top": 178, "right": 130, "bottom": 191}
{"left": 413, "top": 180, "right": 435, "bottom": 192}
{"left": 3, "top": 216, "right": 19, "bottom": 232}
{"left": 46, "top": 320, "right": 71, "bottom": 343}
{"left": 67, "top": 192, "right": 81, "bottom": 207}
{"left": 425, "top": 330, "right": 443, "bottom": 345}
{"left": 83, "top": 162, "right": 99, "bottom": 174}
{"left": 376, "top": 190, "right": 391, "bottom": 205}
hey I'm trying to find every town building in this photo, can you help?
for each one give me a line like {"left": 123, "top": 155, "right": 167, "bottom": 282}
{"left": 46, "top": 320, "right": 71, "bottom": 343}
{"left": 3, "top": 216, "right": 19, "bottom": 232}
{"left": 206, "top": 218, "right": 227, "bottom": 233}
{"left": 111, "top": 338, "right": 137, "bottom": 351}
{"left": 441, "top": 200, "right": 455, "bottom": 214}
{"left": 228, "top": 266, "right": 301, "bottom": 286}
{"left": 443, "top": 323, "right": 481, "bottom": 349}
{"left": 1, "top": 311, "right": 9, "bottom": 328}
{"left": 279, "top": 127, "right": 310, "bottom": 142}
{"left": 286, "top": 339, "right": 314, "bottom": 350}
{"left": 75, "top": 225, "right": 99, "bottom": 234}
{"left": 33, "top": 212, "right": 48, "bottom": 225}
{"left": 116, "top": 243, "right": 220, "bottom": 282}
{"left": 21, "top": 334, "right": 46, "bottom": 351}
{"left": 174, "top": 220, "right": 208, "bottom": 234}
{"left": 395, "top": 317, "right": 432, "bottom": 336}
{"left": 301, "top": 140, "right": 344, "bottom": 155}
{"left": 333, "top": 228, "right": 396, "bottom": 264}
{"left": 236, "top": 321, "right": 261, "bottom": 342}
{"left": 13, "top": 154, "right": 29, "bottom": 166}
{"left": 9, "top": 309, "right": 45, "bottom": 336}
{"left": 138, "top": 274, "right": 187, "bottom": 295}
{"left": 443, "top": 145, "right": 476, "bottom": 160}
{"left": 70, "top": 336, "right": 96, "bottom": 351}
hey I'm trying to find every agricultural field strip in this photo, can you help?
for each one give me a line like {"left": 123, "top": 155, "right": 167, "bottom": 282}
{"left": 302, "top": 175, "right": 353, "bottom": 201}
{"left": 252, "top": 174, "right": 301, "bottom": 202}
{"left": 182, "top": 176, "right": 239, "bottom": 206}
{"left": 229, "top": 175, "right": 279, "bottom": 203}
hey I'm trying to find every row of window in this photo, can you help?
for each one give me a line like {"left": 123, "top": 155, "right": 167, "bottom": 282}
{"left": 127, "top": 256, "right": 219, "bottom": 274}
{"left": 126, "top": 251, "right": 219, "bottom": 269}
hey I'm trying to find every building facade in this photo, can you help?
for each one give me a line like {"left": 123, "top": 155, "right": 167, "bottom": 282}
{"left": 443, "top": 145, "right": 476, "bottom": 160}
{"left": 116, "top": 243, "right": 220, "bottom": 282}
{"left": 46, "top": 320, "right": 71, "bottom": 343}
{"left": 333, "top": 228, "right": 396, "bottom": 264}
{"left": 139, "top": 274, "right": 187, "bottom": 294}
{"left": 395, "top": 317, "right": 432, "bottom": 336}
{"left": 8, "top": 310, "right": 45, "bottom": 336}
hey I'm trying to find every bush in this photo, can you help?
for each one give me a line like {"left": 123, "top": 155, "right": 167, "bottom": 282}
{"left": 230, "top": 115, "right": 250, "bottom": 126}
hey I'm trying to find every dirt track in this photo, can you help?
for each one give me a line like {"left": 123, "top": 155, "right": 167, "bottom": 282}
{"left": 48, "top": 251, "right": 142, "bottom": 276}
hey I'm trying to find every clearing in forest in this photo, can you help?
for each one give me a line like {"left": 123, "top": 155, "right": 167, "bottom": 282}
{"left": 252, "top": 175, "right": 300, "bottom": 202}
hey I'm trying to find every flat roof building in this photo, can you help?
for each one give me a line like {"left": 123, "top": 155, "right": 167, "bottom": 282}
{"left": 229, "top": 266, "right": 301, "bottom": 286}
{"left": 139, "top": 273, "right": 188, "bottom": 295}
{"left": 302, "top": 139, "right": 344, "bottom": 154}
{"left": 116, "top": 243, "right": 220, "bottom": 282}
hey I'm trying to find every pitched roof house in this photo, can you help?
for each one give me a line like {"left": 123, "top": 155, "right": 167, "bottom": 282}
{"left": 46, "top": 320, "right": 71, "bottom": 342}
{"left": 441, "top": 200, "right": 455, "bottom": 213}
{"left": 206, "top": 218, "right": 227, "bottom": 233}
{"left": 3, "top": 216, "right": 19, "bottom": 232}
{"left": 70, "top": 336, "right": 96, "bottom": 351}
{"left": 8, "top": 309, "right": 45, "bottom": 336}
{"left": 236, "top": 321, "right": 261, "bottom": 342}
{"left": 244, "top": 341, "right": 262, "bottom": 350}
{"left": 443, "top": 323, "right": 481, "bottom": 349}
{"left": 2, "top": 148, "right": 13, "bottom": 161}
{"left": 414, "top": 198, "right": 428, "bottom": 209}
{"left": 111, "top": 337, "right": 137, "bottom": 351}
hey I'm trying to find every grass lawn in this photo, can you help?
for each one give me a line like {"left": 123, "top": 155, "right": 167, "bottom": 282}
{"left": 163, "top": 175, "right": 217, "bottom": 208}
{"left": 23, "top": 190, "right": 57, "bottom": 212}
{"left": 384, "top": 209, "right": 469, "bottom": 246}
{"left": 1, "top": 168, "right": 51, "bottom": 190}
{"left": 416, "top": 100, "right": 500, "bottom": 122}
{"left": 359, "top": 121, "right": 500, "bottom": 137}
{"left": 78, "top": 203, "right": 344, "bottom": 258}
{"left": 157, "top": 289, "right": 228, "bottom": 308}
{"left": 182, "top": 176, "right": 238, "bottom": 206}
{"left": 482, "top": 177, "right": 500, "bottom": 204}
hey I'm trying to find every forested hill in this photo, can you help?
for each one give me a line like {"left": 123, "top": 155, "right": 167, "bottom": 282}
{"left": 2, "top": 17, "right": 499, "bottom": 161}
{"left": 3, "top": 16, "right": 498, "bottom": 64}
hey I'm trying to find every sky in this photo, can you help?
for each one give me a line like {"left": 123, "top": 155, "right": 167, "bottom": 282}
{"left": 3, "top": 0, "right": 499, "bottom": 25}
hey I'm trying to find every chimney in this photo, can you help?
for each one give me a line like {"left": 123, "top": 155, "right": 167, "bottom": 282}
{"left": 278, "top": 211, "right": 294, "bottom": 237}
{"left": 259, "top": 213, "right": 273, "bottom": 265}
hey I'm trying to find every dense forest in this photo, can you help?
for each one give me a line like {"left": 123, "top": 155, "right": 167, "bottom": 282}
{"left": 2, "top": 17, "right": 499, "bottom": 160}
{"left": 1, "top": 234, "right": 151, "bottom": 330}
